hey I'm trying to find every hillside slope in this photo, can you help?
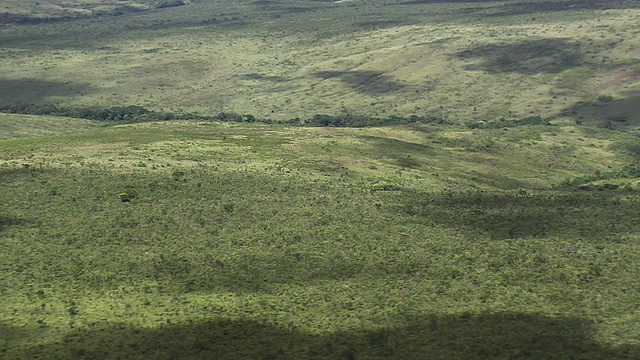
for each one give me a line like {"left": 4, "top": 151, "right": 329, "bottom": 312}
{"left": 2, "top": 2, "right": 640, "bottom": 358}
{"left": 1, "top": 117, "right": 640, "bottom": 358}
{"left": 0, "top": 0, "right": 639, "bottom": 126}
{"left": 0, "top": 0, "right": 182, "bottom": 22}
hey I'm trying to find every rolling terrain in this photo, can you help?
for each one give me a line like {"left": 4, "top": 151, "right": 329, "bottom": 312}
{"left": 1, "top": 117, "right": 640, "bottom": 359}
{"left": 0, "top": 0, "right": 639, "bottom": 126}
{"left": 1, "top": 0, "right": 640, "bottom": 359}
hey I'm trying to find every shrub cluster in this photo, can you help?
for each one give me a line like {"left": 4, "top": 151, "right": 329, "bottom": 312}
{"left": 0, "top": 104, "right": 153, "bottom": 121}
{"left": 466, "top": 116, "right": 550, "bottom": 129}
{"left": 301, "top": 113, "right": 448, "bottom": 127}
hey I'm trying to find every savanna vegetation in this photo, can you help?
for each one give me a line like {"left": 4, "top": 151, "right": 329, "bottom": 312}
{"left": 1, "top": 0, "right": 640, "bottom": 359}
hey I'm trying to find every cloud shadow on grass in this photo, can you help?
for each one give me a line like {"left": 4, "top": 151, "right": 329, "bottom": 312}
{"left": 0, "top": 215, "right": 26, "bottom": 232}
{"left": 0, "top": 78, "right": 93, "bottom": 104}
{"left": 400, "top": 190, "right": 640, "bottom": 240}
{"left": 400, "top": 0, "right": 640, "bottom": 12}
{"left": 240, "top": 73, "right": 288, "bottom": 82}
{"left": 401, "top": 0, "right": 503, "bottom": 4}
{"left": 482, "top": 0, "right": 640, "bottom": 17}
{"left": 147, "top": 251, "right": 366, "bottom": 294}
{"left": 356, "top": 135, "right": 434, "bottom": 170}
{"left": 456, "top": 38, "right": 585, "bottom": 74}
{"left": 313, "top": 70, "right": 405, "bottom": 95}
{"left": 561, "top": 89, "right": 640, "bottom": 131}
{"left": 12, "top": 313, "right": 637, "bottom": 359}
{"left": 0, "top": 4, "right": 252, "bottom": 52}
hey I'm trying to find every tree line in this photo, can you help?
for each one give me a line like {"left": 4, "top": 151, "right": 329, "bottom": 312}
{"left": 1, "top": 103, "right": 558, "bottom": 129}
{"left": 0, "top": 103, "right": 450, "bottom": 128}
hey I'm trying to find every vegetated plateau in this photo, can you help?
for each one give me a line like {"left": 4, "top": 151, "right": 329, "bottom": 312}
{"left": 1, "top": 0, "right": 640, "bottom": 359}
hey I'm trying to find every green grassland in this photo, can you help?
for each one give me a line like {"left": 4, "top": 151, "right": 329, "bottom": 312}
{"left": 1, "top": 0, "right": 639, "bottom": 126}
{"left": 2, "top": 0, "right": 640, "bottom": 359}
{"left": 1, "top": 115, "right": 640, "bottom": 359}
{"left": 0, "top": 113, "right": 103, "bottom": 140}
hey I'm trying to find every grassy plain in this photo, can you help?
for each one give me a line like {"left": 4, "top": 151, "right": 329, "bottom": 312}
{"left": 0, "top": 113, "right": 103, "bottom": 140}
{"left": 2, "top": 0, "right": 640, "bottom": 358}
{"left": 0, "top": 0, "right": 639, "bottom": 125}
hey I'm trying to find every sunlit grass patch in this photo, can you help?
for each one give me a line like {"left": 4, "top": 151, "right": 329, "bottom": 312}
{"left": 0, "top": 113, "right": 102, "bottom": 141}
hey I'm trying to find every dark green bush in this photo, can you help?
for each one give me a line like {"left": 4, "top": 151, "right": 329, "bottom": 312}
{"left": 467, "top": 116, "right": 550, "bottom": 129}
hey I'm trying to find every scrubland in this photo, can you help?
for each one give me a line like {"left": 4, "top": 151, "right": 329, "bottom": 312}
{"left": 1, "top": 0, "right": 640, "bottom": 358}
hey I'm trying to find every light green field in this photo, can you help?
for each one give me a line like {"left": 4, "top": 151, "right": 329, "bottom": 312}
{"left": 0, "top": 113, "right": 103, "bottom": 140}
{"left": 0, "top": 117, "right": 631, "bottom": 190}
{"left": 1, "top": 0, "right": 639, "bottom": 126}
